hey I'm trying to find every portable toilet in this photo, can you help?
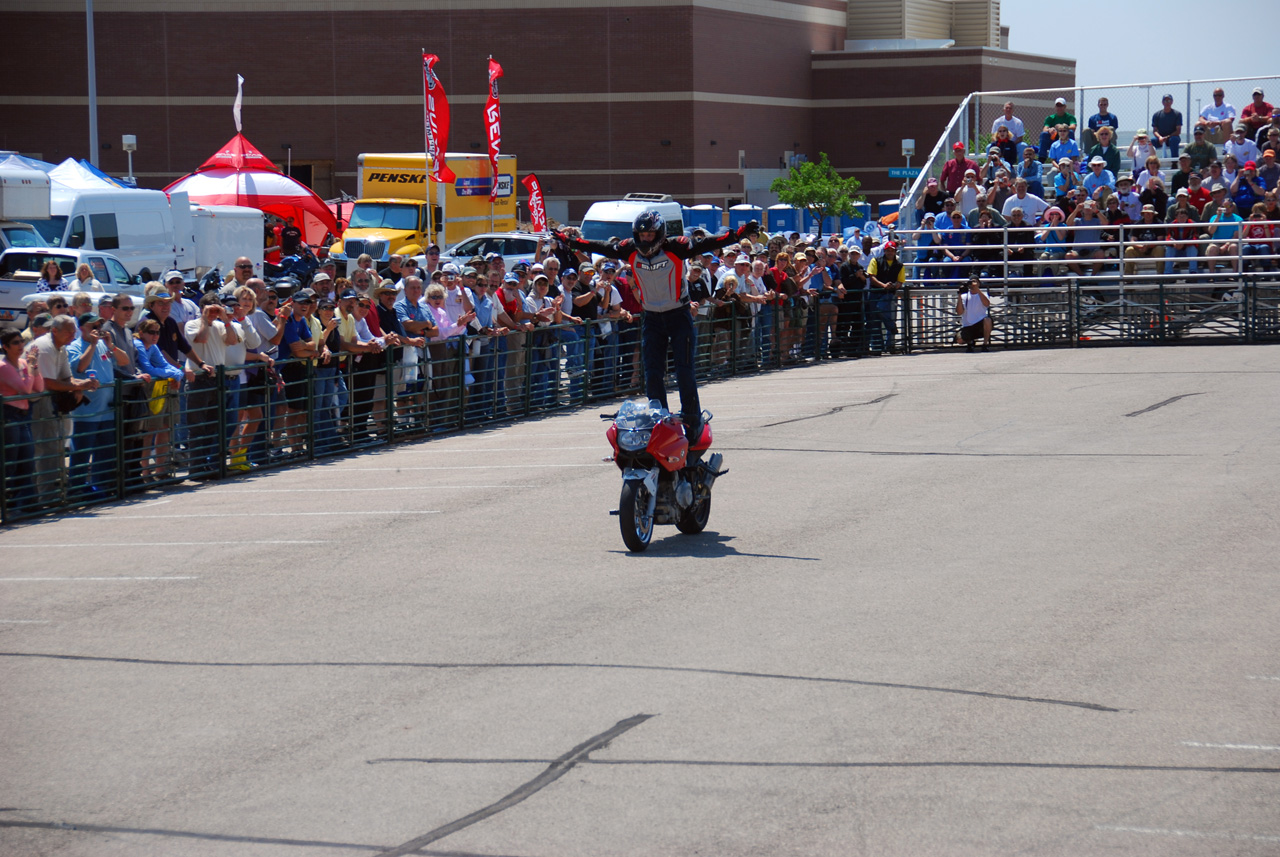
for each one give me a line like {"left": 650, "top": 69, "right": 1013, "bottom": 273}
{"left": 804, "top": 212, "right": 844, "bottom": 236}
{"left": 767, "top": 204, "right": 798, "bottom": 234}
{"left": 683, "top": 204, "right": 722, "bottom": 234}
{"left": 877, "top": 199, "right": 901, "bottom": 221}
{"left": 728, "top": 203, "right": 762, "bottom": 231}
{"left": 843, "top": 203, "right": 871, "bottom": 231}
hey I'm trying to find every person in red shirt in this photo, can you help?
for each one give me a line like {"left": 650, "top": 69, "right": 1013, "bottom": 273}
{"left": 941, "top": 142, "right": 979, "bottom": 194}
{"left": 1184, "top": 172, "right": 1212, "bottom": 215}
{"left": 1241, "top": 88, "right": 1275, "bottom": 136}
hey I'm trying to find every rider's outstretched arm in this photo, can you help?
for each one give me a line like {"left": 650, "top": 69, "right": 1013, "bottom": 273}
{"left": 685, "top": 220, "right": 759, "bottom": 258}
{"left": 555, "top": 232, "right": 632, "bottom": 261}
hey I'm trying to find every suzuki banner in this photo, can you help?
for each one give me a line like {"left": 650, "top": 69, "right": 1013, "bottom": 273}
{"left": 485, "top": 57, "right": 504, "bottom": 202}
{"left": 521, "top": 173, "right": 546, "bottom": 233}
{"left": 422, "top": 53, "right": 456, "bottom": 183}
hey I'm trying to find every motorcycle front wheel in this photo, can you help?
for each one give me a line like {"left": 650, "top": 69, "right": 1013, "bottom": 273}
{"left": 619, "top": 479, "right": 654, "bottom": 552}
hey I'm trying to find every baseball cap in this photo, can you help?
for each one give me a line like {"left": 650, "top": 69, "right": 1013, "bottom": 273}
{"left": 926, "top": 177, "right": 939, "bottom": 187}
{"left": 512, "top": 261, "right": 530, "bottom": 273}
{"left": 1162, "top": 93, "right": 1173, "bottom": 101}
{"left": 733, "top": 254, "right": 750, "bottom": 264}
{"left": 317, "top": 257, "right": 336, "bottom": 268}
{"left": 1141, "top": 204, "right": 1156, "bottom": 213}
{"left": 1244, "top": 160, "right": 1258, "bottom": 169}
{"left": 884, "top": 240, "right": 898, "bottom": 250}
{"left": 30, "top": 312, "right": 53, "bottom": 328}
{"left": 484, "top": 252, "right": 502, "bottom": 262}
{"left": 221, "top": 294, "right": 240, "bottom": 307}
{"left": 339, "top": 288, "right": 359, "bottom": 300}
{"left": 952, "top": 142, "right": 964, "bottom": 151}
{"left": 1254, "top": 87, "right": 1265, "bottom": 96}
{"left": 1054, "top": 96, "right": 1066, "bottom": 105}
{"left": 461, "top": 266, "right": 477, "bottom": 277}
{"left": 1176, "top": 187, "right": 1189, "bottom": 197}
{"left": 532, "top": 274, "right": 549, "bottom": 285}
{"left": 466, "top": 256, "right": 485, "bottom": 267}
{"left": 562, "top": 267, "right": 578, "bottom": 277}
{"left": 77, "top": 312, "right": 101, "bottom": 326}
{"left": 292, "top": 288, "right": 317, "bottom": 302}
{"left": 503, "top": 272, "right": 520, "bottom": 284}
{"left": 164, "top": 270, "right": 184, "bottom": 282}
{"left": 441, "top": 262, "right": 460, "bottom": 275}
{"left": 1194, "top": 127, "right": 1205, "bottom": 134}
{"left": 311, "top": 272, "right": 332, "bottom": 284}
{"left": 579, "top": 262, "right": 596, "bottom": 273}
{"left": 98, "top": 293, "right": 114, "bottom": 305}
{"left": 601, "top": 260, "right": 619, "bottom": 271}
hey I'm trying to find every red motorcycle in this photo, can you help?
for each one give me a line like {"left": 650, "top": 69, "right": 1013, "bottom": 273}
{"left": 605, "top": 400, "right": 726, "bottom": 552}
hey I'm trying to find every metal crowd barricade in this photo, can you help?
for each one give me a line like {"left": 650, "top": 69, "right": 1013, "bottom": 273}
{"left": 7, "top": 265, "right": 1280, "bottom": 522}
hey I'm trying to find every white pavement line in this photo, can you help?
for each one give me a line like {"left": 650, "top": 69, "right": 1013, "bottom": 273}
{"left": 134, "top": 499, "right": 172, "bottom": 508}
{"left": 206, "top": 486, "right": 533, "bottom": 494}
{"left": 1096, "top": 825, "right": 1280, "bottom": 843}
{"left": 373, "top": 446, "right": 602, "bottom": 454}
{"left": 0, "top": 540, "right": 334, "bottom": 548}
{"left": 1182, "top": 741, "right": 1280, "bottom": 751}
{"left": 1246, "top": 675, "right": 1280, "bottom": 681}
{"left": 0, "top": 619, "right": 50, "bottom": 624}
{"left": 334, "top": 464, "right": 609, "bottom": 472}
{"left": 68, "top": 511, "right": 440, "bottom": 520}
{"left": 0, "top": 577, "right": 199, "bottom": 582}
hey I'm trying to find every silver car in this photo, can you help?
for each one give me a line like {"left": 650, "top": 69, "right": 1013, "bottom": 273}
{"left": 436, "top": 231, "right": 542, "bottom": 271}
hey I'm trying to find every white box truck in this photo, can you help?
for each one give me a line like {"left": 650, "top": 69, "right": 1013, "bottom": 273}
{"left": 0, "top": 166, "right": 51, "bottom": 251}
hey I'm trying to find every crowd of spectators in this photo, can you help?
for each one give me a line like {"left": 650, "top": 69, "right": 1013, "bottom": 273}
{"left": 914, "top": 88, "right": 1280, "bottom": 283}
{"left": 1, "top": 229, "right": 909, "bottom": 514}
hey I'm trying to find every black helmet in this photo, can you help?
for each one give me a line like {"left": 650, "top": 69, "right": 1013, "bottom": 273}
{"left": 633, "top": 210, "right": 666, "bottom": 255}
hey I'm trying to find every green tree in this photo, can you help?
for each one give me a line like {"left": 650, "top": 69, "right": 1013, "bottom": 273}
{"left": 769, "top": 152, "right": 865, "bottom": 239}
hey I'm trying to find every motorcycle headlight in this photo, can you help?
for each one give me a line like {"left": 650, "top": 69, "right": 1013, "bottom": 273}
{"left": 618, "top": 429, "right": 652, "bottom": 451}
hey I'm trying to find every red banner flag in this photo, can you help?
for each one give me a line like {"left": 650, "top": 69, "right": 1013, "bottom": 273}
{"left": 485, "top": 57, "right": 504, "bottom": 201}
{"left": 522, "top": 173, "right": 547, "bottom": 233}
{"left": 423, "top": 53, "right": 455, "bottom": 183}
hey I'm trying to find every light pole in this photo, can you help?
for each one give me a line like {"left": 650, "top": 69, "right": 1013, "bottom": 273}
{"left": 281, "top": 144, "right": 292, "bottom": 177}
{"left": 86, "top": 0, "right": 99, "bottom": 166}
{"left": 122, "top": 135, "right": 136, "bottom": 186}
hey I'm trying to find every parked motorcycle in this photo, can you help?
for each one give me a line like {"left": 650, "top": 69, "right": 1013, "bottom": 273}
{"left": 605, "top": 399, "right": 726, "bottom": 552}
{"left": 264, "top": 244, "right": 319, "bottom": 289}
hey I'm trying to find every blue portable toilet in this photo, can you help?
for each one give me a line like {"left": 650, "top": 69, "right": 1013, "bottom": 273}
{"left": 683, "top": 204, "right": 722, "bottom": 233}
{"left": 767, "top": 204, "right": 798, "bottom": 234}
{"left": 804, "top": 212, "right": 844, "bottom": 236}
{"left": 842, "top": 203, "right": 871, "bottom": 231}
{"left": 728, "top": 204, "right": 762, "bottom": 231}
{"left": 877, "top": 199, "right": 900, "bottom": 220}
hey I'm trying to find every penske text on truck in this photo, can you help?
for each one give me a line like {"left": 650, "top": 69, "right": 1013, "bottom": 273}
{"left": 331, "top": 152, "right": 517, "bottom": 269}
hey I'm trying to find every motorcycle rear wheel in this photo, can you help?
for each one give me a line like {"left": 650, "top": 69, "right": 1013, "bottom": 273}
{"left": 619, "top": 479, "right": 654, "bottom": 552}
{"left": 676, "top": 495, "right": 711, "bottom": 534}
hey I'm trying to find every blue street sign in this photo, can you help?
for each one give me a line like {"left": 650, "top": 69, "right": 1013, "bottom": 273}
{"left": 888, "top": 167, "right": 922, "bottom": 178}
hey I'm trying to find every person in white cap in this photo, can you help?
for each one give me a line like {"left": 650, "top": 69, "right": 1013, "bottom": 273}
{"left": 163, "top": 270, "right": 200, "bottom": 326}
{"left": 1038, "top": 97, "right": 1077, "bottom": 162}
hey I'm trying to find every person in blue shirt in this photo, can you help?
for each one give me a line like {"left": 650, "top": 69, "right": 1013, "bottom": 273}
{"left": 1082, "top": 156, "right": 1117, "bottom": 201}
{"left": 65, "top": 313, "right": 121, "bottom": 497}
{"left": 1017, "top": 146, "right": 1045, "bottom": 198}
{"left": 1048, "top": 125, "right": 1081, "bottom": 163}
{"left": 133, "top": 317, "right": 187, "bottom": 483}
{"left": 937, "top": 210, "right": 971, "bottom": 282}
{"left": 1085, "top": 96, "right": 1120, "bottom": 150}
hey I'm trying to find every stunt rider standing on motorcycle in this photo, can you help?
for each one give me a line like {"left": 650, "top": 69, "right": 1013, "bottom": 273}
{"left": 555, "top": 212, "right": 759, "bottom": 438}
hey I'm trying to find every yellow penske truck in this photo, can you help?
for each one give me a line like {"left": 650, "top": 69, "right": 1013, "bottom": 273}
{"left": 330, "top": 152, "right": 517, "bottom": 273}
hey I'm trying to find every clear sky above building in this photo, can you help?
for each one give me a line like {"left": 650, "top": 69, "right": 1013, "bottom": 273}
{"left": 1002, "top": 1, "right": 1280, "bottom": 89}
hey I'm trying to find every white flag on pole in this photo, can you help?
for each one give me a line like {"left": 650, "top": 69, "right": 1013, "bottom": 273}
{"left": 233, "top": 74, "right": 244, "bottom": 133}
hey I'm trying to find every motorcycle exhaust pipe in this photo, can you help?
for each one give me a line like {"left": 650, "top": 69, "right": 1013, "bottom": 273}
{"left": 701, "top": 452, "right": 726, "bottom": 490}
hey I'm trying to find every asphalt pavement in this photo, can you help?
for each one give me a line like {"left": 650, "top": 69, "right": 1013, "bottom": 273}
{"left": 2, "top": 344, "right": 1278, "bottom": 856}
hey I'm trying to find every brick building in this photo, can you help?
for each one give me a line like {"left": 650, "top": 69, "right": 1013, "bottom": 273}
{"left": 2, "top": 0, "right": 1073, "bottom": 222}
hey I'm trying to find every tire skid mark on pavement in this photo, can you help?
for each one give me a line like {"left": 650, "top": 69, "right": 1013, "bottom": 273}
{"left": 373, "top": 714, "right": 654, "bottom": 857}
{"left": 1124, "top": 392, "right": 1207, "bottom": 417}
{"left": 0, "top": 652, "right": 1119, "bottom": 711}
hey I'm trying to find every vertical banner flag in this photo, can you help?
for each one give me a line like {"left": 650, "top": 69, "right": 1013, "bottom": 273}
{"left": 233, "top": 74, "right": 244, "bottom": 133}
{"left": 422, "top": 53, "right": 455, "bottom": 183}
{"left": 485, "top": 57, "right": 504, "bottom": 201}
{"left": 522, "top": 173, "right": 547, "bottom": 233}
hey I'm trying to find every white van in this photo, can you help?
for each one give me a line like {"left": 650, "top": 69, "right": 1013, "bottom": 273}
{"left": 29, "top": 188, "right": 194, "bottom": 279}
{"left": 579, "top": 193, "right": 684, "bottom": 243}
